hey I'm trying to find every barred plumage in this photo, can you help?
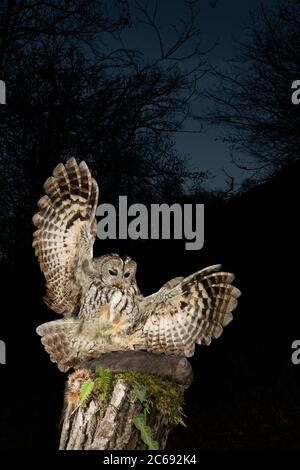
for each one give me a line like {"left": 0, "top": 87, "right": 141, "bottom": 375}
{"left": 33, "top": 157, "right": 98, "bottom": 315}
{"left": 34, "top": 158, "right": 241, "bottom": 372}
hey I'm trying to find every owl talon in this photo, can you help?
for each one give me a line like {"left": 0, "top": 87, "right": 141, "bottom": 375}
{"left": 123, "top": 334, "right": 142, "bottom": 350}
{"left": 111, "top": 315, "right": 130, "bottom": 334}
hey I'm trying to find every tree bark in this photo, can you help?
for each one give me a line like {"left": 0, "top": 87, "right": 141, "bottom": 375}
{"left": 59, "top": 352, "right": 192, "bottom": 450}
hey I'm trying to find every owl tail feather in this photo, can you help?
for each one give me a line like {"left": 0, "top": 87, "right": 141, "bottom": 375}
{"left": 36, "top": 319, "right": 79, "bottom": 372}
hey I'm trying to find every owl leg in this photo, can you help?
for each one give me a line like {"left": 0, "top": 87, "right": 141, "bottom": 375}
{"left": 111, "top": 315, "right": 130, "bottom": 334}
{"left": 99, "top": 303, "right": 110, "bottom": 322}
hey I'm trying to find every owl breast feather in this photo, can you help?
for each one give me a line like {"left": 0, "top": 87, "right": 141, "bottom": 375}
{"left": 79, "top": 282, "right": 139, "bottom": 326}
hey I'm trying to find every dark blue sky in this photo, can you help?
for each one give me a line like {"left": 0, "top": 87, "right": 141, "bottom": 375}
{"left": 124, "top": 0, "right": 277, "bottom": 189}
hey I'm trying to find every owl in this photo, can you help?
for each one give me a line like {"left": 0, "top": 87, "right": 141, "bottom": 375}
{"left": 33, "top": 158, "right": 241, "bottom": 372}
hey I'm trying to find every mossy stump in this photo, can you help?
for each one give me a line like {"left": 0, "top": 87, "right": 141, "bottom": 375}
{"left": 59, "top": 352, "right": 192, "bottom": 450}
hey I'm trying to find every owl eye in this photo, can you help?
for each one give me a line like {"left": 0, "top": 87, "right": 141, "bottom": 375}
{"left": 109, "top": 269, "right": 117, "bottom": 276}
{"left": 124, "top": 272, "right": 130, "bottom": 278}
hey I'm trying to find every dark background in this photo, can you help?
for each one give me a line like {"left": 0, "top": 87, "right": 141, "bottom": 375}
{"left": 0, "top": 0, "right": 299, "bottom": 449}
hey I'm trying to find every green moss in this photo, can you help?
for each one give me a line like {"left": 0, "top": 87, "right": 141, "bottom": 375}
{"left": 87, "top": 367, "right": 185, "bottom": 426}
{"left": 79, "top": 367, "right": 186, "bottom": 450}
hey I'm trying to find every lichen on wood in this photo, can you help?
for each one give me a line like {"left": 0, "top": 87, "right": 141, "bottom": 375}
{"left": 59, "top": 364, "right": 187, "bottom": 450}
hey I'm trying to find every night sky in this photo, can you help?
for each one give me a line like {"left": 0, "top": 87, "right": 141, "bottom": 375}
{"left": 124, "top": 0, "right": 277, "bottom": 189}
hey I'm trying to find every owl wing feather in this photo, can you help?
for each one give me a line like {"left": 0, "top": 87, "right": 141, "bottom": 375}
{"left": 32, "top": 157, "right": 99, "bottom": 316}
{"left": 138, "top": 265, "right": 241, "bottom": 357}
{"left": 36, "top": 319, "right": 80, "bottom": 371}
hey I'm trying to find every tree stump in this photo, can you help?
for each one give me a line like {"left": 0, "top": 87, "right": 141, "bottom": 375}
{"left": 59, "top": 352, "right": 193, "bottom": 450}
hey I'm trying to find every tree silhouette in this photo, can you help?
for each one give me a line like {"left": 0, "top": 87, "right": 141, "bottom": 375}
{"left": 197, "top": 0, "right": 300, "bottom": 179}
{"left": 0, "top": 0, "right": 209, "bottom": 267}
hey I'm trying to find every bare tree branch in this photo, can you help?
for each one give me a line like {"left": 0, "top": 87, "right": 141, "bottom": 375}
{"left": 195, "top": 1, "right": 300, "bottom": 176}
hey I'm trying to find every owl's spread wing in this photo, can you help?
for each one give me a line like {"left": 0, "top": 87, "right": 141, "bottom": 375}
{"left": 36, "top": 319, "right": 80, "bottom": 371}
{"left": 138, "top": 265, "right": 241, "bottom": 357}
{"left": 33, "top": 158, "right": 99, "bottom": 315}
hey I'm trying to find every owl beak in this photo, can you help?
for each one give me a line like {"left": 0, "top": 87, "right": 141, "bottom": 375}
{"left": 115, "top": 282, "right": 125, "bottom": 289}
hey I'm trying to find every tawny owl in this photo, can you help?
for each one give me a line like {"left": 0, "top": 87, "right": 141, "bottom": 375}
{"left": 33, "top": 158, "right": 241, "bottom": 372}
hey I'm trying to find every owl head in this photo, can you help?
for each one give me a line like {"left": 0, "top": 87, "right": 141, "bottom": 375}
{"left": 94, "top": 253, "right": 138, "bottom": 290}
